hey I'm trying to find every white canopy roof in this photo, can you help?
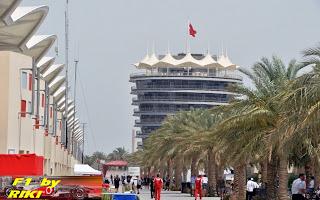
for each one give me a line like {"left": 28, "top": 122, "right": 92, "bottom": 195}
{"left": 134, "top": 52, "right": 237, "bottom": 69}
{"left": 153, "top": 52, "right": 179, "bottom": 68}
{"left": 25, "top": 35, "right": 56, "bottom": 63}
{"left": 134, "top": 54, "right": 150, "bottom": 69}
{"left": 218, "top": 54, "right": 237, "bottom": 68}
{"left": 59, "top": 99, "right": 73, "bottom": 111}
{"left": 74, "top": 164, "right": 101, "bottom": 175}
{"left": 0, "top": 0, "right": 21, "bottom": 23}
{"left": 0, "top": 6, "right": 48, "bottom": 52}
{"left": 199, "top": 53, "right": 221, "bottom": 68}
{"left": 49, "top": 76, "right": 65, "bottom": 95}
{"left": 37, "top": 57, "right": 55, "bottom": 74}
{"left": 42, "top": 64, "right": 64, "bottom": 83}
{"left": 53, "top": 86, "right": 66, "bottom": 102}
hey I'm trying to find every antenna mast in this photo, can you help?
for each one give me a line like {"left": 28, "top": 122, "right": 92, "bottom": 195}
{"left": 64, "top": 0, "right": 70, "bottom": 148}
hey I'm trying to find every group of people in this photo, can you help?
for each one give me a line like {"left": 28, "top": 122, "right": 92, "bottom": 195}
{"left": 245, "top": 173, "right": 316, "bottom": 200}
{"left": 106, "top": 174, "right": 143, "bottom": 194}
{"left": 149, "top": 173, "right": 205, "bottom": 200}
{"left": 291, "top": 173, "right": 316, "bottom": 200}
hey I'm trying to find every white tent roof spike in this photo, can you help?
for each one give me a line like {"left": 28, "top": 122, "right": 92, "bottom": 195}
{"left": 134, "top": 53, "right": 151, "bottom": 69}
{"left": 176, "top": 53, "right": 202, "bottom": 67}
{"left": 199, "top": 52, "right": 222, "bottom": 68}
{"left": 153, "top": 52, "right": 178, "bottom": 68}
{"left": 218, "top": 54, "right": 236, "bottom": 68}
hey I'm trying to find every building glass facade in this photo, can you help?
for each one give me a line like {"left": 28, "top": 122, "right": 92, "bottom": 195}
{"left": 130, "top": 53, "right": 242, "bottom": 142}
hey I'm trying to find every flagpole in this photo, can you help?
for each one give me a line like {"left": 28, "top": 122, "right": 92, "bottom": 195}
{"left": 186, "top": 20, "right": 190, "bottom": 54}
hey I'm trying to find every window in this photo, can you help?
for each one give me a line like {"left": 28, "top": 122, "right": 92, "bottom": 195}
{"left": 21, "top": 72, "right": 27, "bottom": 89}
{"left": 28, "top": 73, "right": 32, "bottom": 91}
{"left": 21, "top": 100, "right": 26, "bottom": 117}
{"left": 41, "top": 93, "right": 45, "bottom": 107}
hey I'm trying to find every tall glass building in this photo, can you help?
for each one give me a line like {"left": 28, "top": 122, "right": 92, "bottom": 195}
{"left": 130, "top": 52, "right": 242, "bottom": 143}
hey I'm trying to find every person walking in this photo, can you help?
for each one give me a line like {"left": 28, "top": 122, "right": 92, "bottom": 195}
{"left": 194, "top": 175, "right": 203, "bottom": 200}
{"left": 114, "top": 175, "right": 120, "bottom": 193}
{"left": 137, "top": 176, "right": 142, "bottom": 194}
{"left": 246, "top": 178, "right": 259, "bottom": 200}
{"left": 130, "top": 175, "right": 138, "bottom": 193}
{"left": 291, "top": 174, "right": 306, "bottom": 200}
{"left": 165, "top": 176, "right": 170, "bottom": 191}
{"left": 154, "top": 174, "right": 163, "bottom": 200}
{"left": 110, "top": 174, "right": 114, "bottom": 185}
{"left": 150, "top": 176, "right": 155, "bottom": 198}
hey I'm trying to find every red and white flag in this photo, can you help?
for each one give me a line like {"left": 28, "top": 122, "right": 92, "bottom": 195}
{"left": 189, "top": 23, "right": 197, "bottom": 37}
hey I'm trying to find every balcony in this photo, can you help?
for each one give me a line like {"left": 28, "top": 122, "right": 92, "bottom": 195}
{"left": 133, "top": 109, "right": 177, "bottom": 116}
{"left": 130, "top": 70, "right": 242, "bottom": 81}
{"left": 134, "top": 119, "right": 162, "bottom": 127}
{"left": 132, "top": 85, "right": 229, "bottom": 92}
{"left": 132, "top": 96, "right": 228, "bottom": 103}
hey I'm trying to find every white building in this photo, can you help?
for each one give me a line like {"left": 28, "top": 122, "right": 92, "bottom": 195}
{"left": 0, "top": 0, "right": 83, "bottom": 175}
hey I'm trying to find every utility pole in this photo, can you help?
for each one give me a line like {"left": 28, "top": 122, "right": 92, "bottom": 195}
{"left": 63, "top": 0, "right": 70, "bottom": 148}
{"left": 81, "top": 122, "right": 87, "bottom": 164}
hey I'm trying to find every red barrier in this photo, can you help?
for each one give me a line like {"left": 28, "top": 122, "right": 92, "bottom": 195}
{"left": 0, "top": 154, "right": 44, "bottom": 176}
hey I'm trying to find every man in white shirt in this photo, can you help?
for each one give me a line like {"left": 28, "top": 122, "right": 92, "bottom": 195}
{"left": 291, "top": 173, "right": 306, "bottom": 200}
{"left": 246, "top": 178, "right": 259, "bottom": 200}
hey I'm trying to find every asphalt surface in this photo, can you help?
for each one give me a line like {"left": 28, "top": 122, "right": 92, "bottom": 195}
{"left": 137, "top": 189, "right": 221, "bottom": 200}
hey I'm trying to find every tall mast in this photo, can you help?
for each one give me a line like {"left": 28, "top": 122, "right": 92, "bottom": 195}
{"left": 64, "top": 0, "right": 69, "bottom": 148}
{"left": 71, "top": 59, "right": 78, "bottom": 154}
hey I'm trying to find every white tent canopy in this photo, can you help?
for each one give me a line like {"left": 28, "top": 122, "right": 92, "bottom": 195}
{"left": 74, "top": 164, "right": 101, "bottom": 175}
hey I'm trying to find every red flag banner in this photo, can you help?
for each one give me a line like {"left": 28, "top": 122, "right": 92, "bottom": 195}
{"left": 189, "top": 23, "right": 197, "bottom": 37}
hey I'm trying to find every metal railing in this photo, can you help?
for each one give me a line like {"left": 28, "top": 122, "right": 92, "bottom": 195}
{"left": 131, "top": 85, "right": 229, "bottom": 91}
{"left": 132, "top": 97, "right": 228, "bottom": 103}
{"left": 130, "top": 71, "right": 242, "bottom": 80}
{"left": 134, "top": 108, "right": 181, "bottom": 113}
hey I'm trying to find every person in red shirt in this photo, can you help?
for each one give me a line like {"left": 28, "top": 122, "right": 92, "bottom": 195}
{"left": 194, "top": 175, "right": 203, "bottom": 200}
{"left": 154, "top": 173, "right": 163, "bottom": 200}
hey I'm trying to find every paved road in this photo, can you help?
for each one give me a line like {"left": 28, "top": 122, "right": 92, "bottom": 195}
{"left": 137, "top": 190, "right": 221, "bottom": 200}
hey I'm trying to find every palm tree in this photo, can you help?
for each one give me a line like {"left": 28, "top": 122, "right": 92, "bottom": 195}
{"left": 211, "top": 56, "right": 306, "bottom": 199}
{"left": 107, "top": 147, "right": 129, "bottom": 161}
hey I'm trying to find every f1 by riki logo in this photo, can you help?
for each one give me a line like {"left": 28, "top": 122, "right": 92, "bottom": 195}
{"left": 7, "top": 178, "right": 61, "bottom": 198}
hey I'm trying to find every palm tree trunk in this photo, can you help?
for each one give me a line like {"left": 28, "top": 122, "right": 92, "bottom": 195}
{"left": 174, "top": 158, "right": 182, "bottom": 190}
{"left": 207, "top": 148, "right": 217, "bottom": 197}
{"left": 191, "top": 155, "right": 198, "bottom": 177}
{"left": 182, "top": 165, "right": 188, "bottom": 182}
{"left": 266, "top": 157, "right": 277, "bottom": 200}
{"left": 260, "top": 159, "right": 268, "bottom": 185}
{"left": 278, "top": 154, "right": 288, "bottom": 200}
{"left": 232, "top": 163, "right": 246, "bottom": 200}
{"left": 167, "top": 158, "right": 173, "bottom": 179}
{"left": 314, "top": 162, "right": 320, "bottom": 188}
